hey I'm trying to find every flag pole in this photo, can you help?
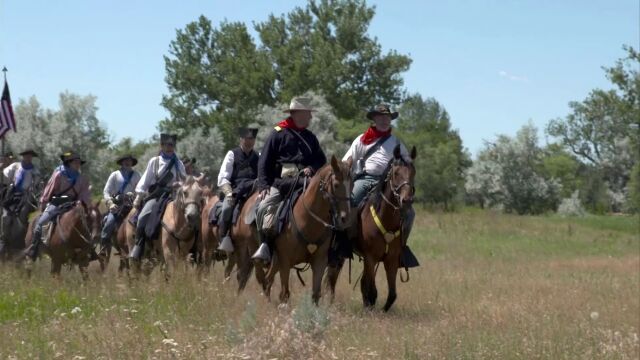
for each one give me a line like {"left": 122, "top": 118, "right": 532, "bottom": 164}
{"left": 1, "top": 67, "right": 6, "bottom": 157}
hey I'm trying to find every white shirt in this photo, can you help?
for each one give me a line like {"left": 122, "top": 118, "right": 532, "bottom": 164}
{"left": 342, "top": 134, "right": 410, "bottom": 176}
{"left": 217, "top": 150, "right": 235, "bottom": 187}
{"left": 2, "top": 162, "right": 40, "bottom": 190}
{"left": 103, "top": 169, "right": 142, "bottom": 201}
{"left": 135, "top": 155, "right": 187, "bottom": 194}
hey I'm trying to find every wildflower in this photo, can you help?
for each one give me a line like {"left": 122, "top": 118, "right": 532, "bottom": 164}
{"left": 162, "top": 338, "right": 178, "bottom": 347}
{"left": 71, "top": 307, "right": 81, "bottom": 315}
{"left": 590, "top": 311, "right": 599, "bottom": 320}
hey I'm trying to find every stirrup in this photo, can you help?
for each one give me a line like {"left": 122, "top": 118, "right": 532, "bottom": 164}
{"left": 129, "top": 244, "right": 143, "bottom": 260}
{"left": 217, "top": 235, "right": 234, "bottom": 253}
{"left": 251, "top": 243, "right": 271, "bottom": 262}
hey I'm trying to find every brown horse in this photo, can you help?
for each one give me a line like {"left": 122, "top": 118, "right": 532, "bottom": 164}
{"left": 198, "top": 193, "right": 220, "bottom": 275}
{"left": 24, "top": 201, "right": 102, "bottom": 279}
{"left": 160, "top": 175, "right": 205, "bottom": 279}
{"left": 327, "top": 144, "right": 416, "bottom": 311}
{"left": 230, "top": 191, "right": 267, "bottom": 292}
{"left": 264, "top": 156, "right": 352, "bottom": 304}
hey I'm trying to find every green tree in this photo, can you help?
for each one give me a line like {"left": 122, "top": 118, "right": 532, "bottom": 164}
{"left": 161, "top": 0, "right": 411, "bottom": 148}
{"left": 395, "top": 94, "right": 470, "bottom": 209}
{"left": 546, "top": 45, "right": 639, "bottom": 202}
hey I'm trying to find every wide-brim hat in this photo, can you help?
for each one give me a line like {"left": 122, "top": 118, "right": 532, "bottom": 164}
{"left": 60, "top": 151, "right": 86, "bottom": 165}
{"left": 283, "top": 97, "right": 316, "bottom": 113}
{"left": 366, "top": 103, "right": 398, "bottom": 120}
{"left": 19, "top": 149, "right": 39, "bottom": 157}
{"left": 116, "top": 154, "right": 138, "bottom": 166}
{"left": 183, "top": 157, "right": 196, "bottom": 165}
{"left": 160, "top": 133, "right": 178, "bottom": 145}
{"left": 237, "top": 127, "right": 259, "bottom": 139}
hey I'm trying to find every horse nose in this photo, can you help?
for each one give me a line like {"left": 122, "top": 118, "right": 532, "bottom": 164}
{"left": 186, "top": 211, "right": 198, "bottom": 224}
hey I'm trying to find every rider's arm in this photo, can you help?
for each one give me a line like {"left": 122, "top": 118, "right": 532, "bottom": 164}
{"left": 309, "top": 134, "right": 327, "bottom": 174}
{"left": 77, "top": 177, "right": 92, "bottom": 208}
{"left": 40, "top": 171, "right": 61, "bottom": 206}
{"left": 257, "top": 132, "right": 278, "bottom": 191}
{"left": 217, "top": 150, "right": 234, "bottom": 188}
{"left": 135, "top": 158, "right": 156, "bottom": 195}
{"left": 103, "top": 171, "right": 117, "bottom": 203}
{"left": 2, "top": 163, "right": 16, "bottom": 182}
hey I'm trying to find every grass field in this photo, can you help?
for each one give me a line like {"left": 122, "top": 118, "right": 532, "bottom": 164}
{"left": 0, "top": 209, "right": 638, "bottom": 359}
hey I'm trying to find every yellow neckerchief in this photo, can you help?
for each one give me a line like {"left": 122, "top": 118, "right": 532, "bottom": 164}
{"left": 369, "top": 205, "right": 401, "bottom": 254}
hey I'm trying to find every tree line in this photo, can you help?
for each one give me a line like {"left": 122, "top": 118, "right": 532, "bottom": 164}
{"left": 6, "top": 0, "right": 638, "bottom": 215}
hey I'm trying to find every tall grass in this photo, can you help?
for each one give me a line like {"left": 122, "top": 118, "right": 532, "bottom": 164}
{"left": 0, "top": 210, "right": 638, "bottom": 359}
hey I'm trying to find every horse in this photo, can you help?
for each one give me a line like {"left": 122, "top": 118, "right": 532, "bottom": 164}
{"left": 160, "top": 175, "right": 205, "bottom": 279}
{"left": 99, "top": 192, "right": 135, "bottom": 272}
{"left": 198, "top": 192, "right": 220, "bottom": 276}
{"left": 263, "top": 155, "right": 352, "bottom": 305}
{"left": 326, "top": 144, "right": 416, "bottom": 311}
{"left": 24, "top": 200, "right": 102, "bottom": 279}
{"left": 0, "top": 188, "right": 39, "bottom": 261}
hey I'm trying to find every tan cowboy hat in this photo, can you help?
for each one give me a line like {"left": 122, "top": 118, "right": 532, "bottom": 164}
{"left": 283, "top": 97, "right": 316, "bottom": 113}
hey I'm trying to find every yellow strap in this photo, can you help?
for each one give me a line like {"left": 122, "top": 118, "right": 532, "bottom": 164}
{"left": 369, "top": 205, "right": 401, "bottom": 242}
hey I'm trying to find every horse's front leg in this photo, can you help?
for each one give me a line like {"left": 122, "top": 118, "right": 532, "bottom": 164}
{"left": 311, "top": 251, "right": 329, "bottom": 306}
{"left": 278, "top": 259, "right": 291, "bottom": 304}
{"left": 360, "top": 255, "right": 378, "bottom": 308}
{"left": 324, "top": 258, "right": 344, "bottom": 304}
{"left": 383, "top": 256, "right": 399, "bottom": 312}
{"left": 161, "top": 232, "right": 178, "bottom": 281}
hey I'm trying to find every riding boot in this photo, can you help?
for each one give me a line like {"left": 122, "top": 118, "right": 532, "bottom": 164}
{"left": 216, "top": 220, "right": 234, "bottom": 253}
{"left": 26, "top": 226, "right": 43, "bottom": 260}
{"left": 399, "top": 209, "right": 419, "bottom": 268}
{"left": 98, "top": 236, "right": 111, "bottom": 257}
{"left": 129, "top": 226, "right": 146, "bottom": 260}
{"left": 251, "top": 231, "right": 271, "bottom": 262}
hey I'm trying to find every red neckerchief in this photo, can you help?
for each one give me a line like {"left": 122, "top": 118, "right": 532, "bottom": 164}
{"left": 277, "top": 117, "right": 305, "bottom": 131}
{"left": 361, "top": 126, "right": 392, "bottom": 145}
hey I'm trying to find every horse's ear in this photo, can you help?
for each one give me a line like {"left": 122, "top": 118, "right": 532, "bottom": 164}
{"left": 393, "top": 144, "right": 401, "bottom": 159}
{"left": 184, "top": 175, "right": 194, "bottom": 187}
{"left": 344, "top": 156, "right": 353, "bottom": 170}
{"left": 410, "top": 146, "right": 417, "bottom": 160}
{"left": 330, "top": 155, "right": 340, "bottom": 176}
{"left": 94, "top": 199, "right": 101, "bottom": 209}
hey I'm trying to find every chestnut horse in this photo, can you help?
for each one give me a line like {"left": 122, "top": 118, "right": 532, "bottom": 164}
{"left": 24, "top": 201, "right": 102, "bottom": 279}
{"left": 264, "top": 156, "right": 352, "bottom": 304}
{"left": 327, "top": 145, "right": 416, "bottom": 311}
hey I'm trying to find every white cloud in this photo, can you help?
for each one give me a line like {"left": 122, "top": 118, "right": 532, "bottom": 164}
{"left": 498, "top": 70, "right": 529, "bottom": 83}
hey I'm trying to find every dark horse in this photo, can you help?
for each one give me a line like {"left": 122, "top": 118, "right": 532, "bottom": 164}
{"left": 264, "top": 156, "right": 352, "bottom": 304}
{"left": 24, "top": 201, "right": 102, "bottom": 279}
{"left": 327, "top": 144, "right": 416, "bottom": 311}
{"left": 0, "top": 188, "right": 39, "bottom": 261}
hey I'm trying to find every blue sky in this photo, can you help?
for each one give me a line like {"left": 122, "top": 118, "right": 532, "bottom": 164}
{"left": 0, "top": 0, "right": 637, "bottom": 155}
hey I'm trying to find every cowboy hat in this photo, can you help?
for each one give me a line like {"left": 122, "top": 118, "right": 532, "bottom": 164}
{"left": 116, "top": 154, "right": 138, "bottom": 166}
{"left": 19, "top": 149, "right": 38, "bottom": 157}
{"left": 160, "top": 133, "right": 178, "bottom": 145}
{"left": 366, "top": 103, "right": 398, "bottom": 120}
{"left": 283, "top": 97, "right": 316, "bottom": 113}
{"left": 237, "top": 127, "right": 259, "bottom": 139}
{"left": 60, "top": 150, "right": 86, "bottom": 165}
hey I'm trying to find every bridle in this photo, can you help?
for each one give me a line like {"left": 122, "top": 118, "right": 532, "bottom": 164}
{"left": 380, "top": 162, "right": 414, "bottom": 211}
{"left": 300, "top": 169, "right": 351, "bottom": 232}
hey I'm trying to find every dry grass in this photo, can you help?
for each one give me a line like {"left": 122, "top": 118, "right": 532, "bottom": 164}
{"left": 0, "top": 210, "right": 638, "bottom": 359}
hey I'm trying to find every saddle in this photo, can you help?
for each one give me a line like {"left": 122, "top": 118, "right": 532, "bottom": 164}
{"left": 40, "top": 202, "right": 77, "bottom": 246}
{"left": 144, "top": 194, "right": 172, "bottom": 239}
{"left": 208, "top": 198, "right": 246, "bottom": 227}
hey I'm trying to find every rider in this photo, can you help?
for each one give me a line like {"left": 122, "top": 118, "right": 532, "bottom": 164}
{"left": 0, "top": 149, "right": 40, "bottom": 258}
{"left": 129, "top": 134, "right": 187, "bottom": 260}
{"left": 26, "top": 150, "right": 91, "bottom": 261}
{"left": 183, "top": 158, "right": 200, "bottom": 177}
{"left": 216, "top": 127, "right": 259, "bottom": 253}
{"left": 98, "top": 154, "right": 141, "bottom": 258}
{"left": 252, "top": 97, "right": 327, "bottom": 262}
{"left": 342, "top": 104, "right": 418, "bottom": 268}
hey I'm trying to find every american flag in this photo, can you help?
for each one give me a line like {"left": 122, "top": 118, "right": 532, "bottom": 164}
{"left": 0, "top": 80, "right": 17, "bottom": 138}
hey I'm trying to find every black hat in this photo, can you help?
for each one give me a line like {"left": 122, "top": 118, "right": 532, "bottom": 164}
{"left": 60, "top": 150, "right": 86, "bottom": 165}
{"left": 183, "top": 157, "right": 196, "bottom": 165}
{"left": 366, "top": 104, "right": 398, "bottom": 120}
{"left": 160, "top": 133, "right": 178, "bottom": 145}
{"left": 116, "top": 154, "right": 138, "bottom": 166}
{"left": 19, "top": 149, "right": 39, "bottom": 157}
{"left": 238, "top": 127, "right": 258, "bottom": 139}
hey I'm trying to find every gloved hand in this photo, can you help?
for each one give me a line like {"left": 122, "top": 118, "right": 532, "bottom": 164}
{"left": 109, "top": 203, "right": 118, "bottom": 212}
{"left": 133, "top": 195, "right": 143, "bottom": 210}
{"left": 220, "top": 184, "right": 233, "bottom": 198}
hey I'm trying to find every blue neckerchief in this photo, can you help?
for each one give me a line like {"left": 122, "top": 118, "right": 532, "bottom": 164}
{"left": 56, "top": 165, "right": 79, "bottom": 186}
{"left": 118, "top": 168, "right": 134, "bottom": 194}
{"left": 159, "top": 151, "right": 180, "bottom": 172}
{"left": 14, "top": 162, "right": 34, "bottom": 192}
